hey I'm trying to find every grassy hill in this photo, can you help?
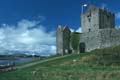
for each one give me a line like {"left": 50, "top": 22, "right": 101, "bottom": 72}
{"left": 1, "top": 46, "right": 120, "bottom": 80}
{"left": 81, "top": 45, "right": 120, "bottom": 66}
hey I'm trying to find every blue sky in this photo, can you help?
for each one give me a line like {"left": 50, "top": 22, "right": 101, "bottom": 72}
{"left": 0, "top": 0, "right": 120, "bottom": 29}
{"left": 0, "top": 0, "right": 120, "bottom": 55}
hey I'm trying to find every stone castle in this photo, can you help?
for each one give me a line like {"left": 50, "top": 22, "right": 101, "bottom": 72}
{"left": 57, "top": 5, "right": 120, "bottom": 55}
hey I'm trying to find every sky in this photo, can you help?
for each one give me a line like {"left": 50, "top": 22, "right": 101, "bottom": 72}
{"left": 0, "top": 0, "right": 120, "bottom": 56}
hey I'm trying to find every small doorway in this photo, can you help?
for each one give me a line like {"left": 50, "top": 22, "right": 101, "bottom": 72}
{"left": 79, "top": 43, "right": 85, "bottom": 53}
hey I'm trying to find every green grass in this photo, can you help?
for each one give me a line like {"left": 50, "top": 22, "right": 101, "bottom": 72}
{"left": 16, "top": 55, "right": 60, "bottom": 66}
{"left": 80, "top": 45, "right": 120, "bottom": 66}
{"left": 1, "top": 46, "right": 120, "bottom": 80}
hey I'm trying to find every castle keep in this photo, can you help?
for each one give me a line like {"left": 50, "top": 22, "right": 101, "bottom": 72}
{"left": 80, "top": 5, "right": 120, "bottom": 52}
{"left": 57, "top": 5, "right": 120, "bottom": 54}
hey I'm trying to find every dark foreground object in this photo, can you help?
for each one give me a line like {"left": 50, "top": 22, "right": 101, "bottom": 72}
{"left": 0, "top": 62, "right": 16, "bottom": 72}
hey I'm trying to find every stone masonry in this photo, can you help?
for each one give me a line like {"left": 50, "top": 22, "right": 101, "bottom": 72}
{"left": 56, "top": 25, "right": 71, "bottom": 55}
{"left": 80, "top": 5, "right": 120, "bottom": 52}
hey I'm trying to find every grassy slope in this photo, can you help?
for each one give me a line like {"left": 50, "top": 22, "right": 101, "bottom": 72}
{"left": 80, "top": 45, "right": 120, "bottom": 66}
{"left": 1, "top": 46, "right": 120, "bottom": 80}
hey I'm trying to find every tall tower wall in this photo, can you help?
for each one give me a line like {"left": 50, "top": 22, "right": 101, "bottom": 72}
{"left": 56, "top": 25, "right": 71, "bottom": 55}
{"left": 80, "top": 5, "right": 115, "bottom": 52}
{"left": 56, "top": 26, "right": 63, "bottom": 55}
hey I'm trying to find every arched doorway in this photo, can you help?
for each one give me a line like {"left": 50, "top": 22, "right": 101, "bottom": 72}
{"left": 79, "top": 43, "right": 85, "bottom": 53}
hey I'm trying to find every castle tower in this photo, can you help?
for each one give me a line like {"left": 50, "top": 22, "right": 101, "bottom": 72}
{"left": 81, "top": 5, "right": 115, "bottom": 33}
{"left": 80, "top": 5, "right": 115, "bottom": 52}
{"left": 56, "top": 25, "right": 71, "bottom": 55}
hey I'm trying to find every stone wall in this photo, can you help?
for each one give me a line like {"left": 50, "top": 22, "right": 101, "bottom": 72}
{"left": 81, "top": 6, "right": 100, "bottom": 33}
{"left": 80, "top": 5, "right": 116, "bottom": 52}
{"left": 99, "top": 29, "right": 120, "bottom": 49}
{"left": 99, "top": 9, "right": 115, "bottom": 29}
{"left": 56, "top": 26, "right": 63, "bottom": 55}
{"left": 80, "top": 28, "right": 120, "bottom": 52}
{"left": 63, "top": 27, "right": 71, "bottom": 54}
{"left": 80, "top": 30, "right": 101, "bottom": 52}
{"left": 56, "top": 26, "right": 71, "bottom": 55}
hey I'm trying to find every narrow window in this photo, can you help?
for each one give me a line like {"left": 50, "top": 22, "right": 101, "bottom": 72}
{"left": 87, "top": 12, "right": 91, "bottom": 22}
{"left": 89, "top": 29, "right": 91, "bottom": 32}
{"left": 88, "top": 18, "right": 91, "bottom": 22}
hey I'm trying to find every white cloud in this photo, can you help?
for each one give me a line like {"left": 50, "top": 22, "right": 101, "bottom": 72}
{"left": 76, "top": 27, "right": 82, "bottom": 33}
{"left": 116, "top": 12, "right": 120, "bottom": 19}
{"left": 70, "top": 28, "right": 74, "bottom": 32}
{"left": 70, "top": 27, "right": 82, "bottom": 33}
{"left": 115, "top": 25, "right": 120, "bottom": 29}
{"left": 0, "top": 19, "right": 56, "bottom": 56}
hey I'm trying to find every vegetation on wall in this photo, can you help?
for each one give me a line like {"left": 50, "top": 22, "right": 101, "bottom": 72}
{"left": 70, "top": 32, "right": 80, "bottom": 53}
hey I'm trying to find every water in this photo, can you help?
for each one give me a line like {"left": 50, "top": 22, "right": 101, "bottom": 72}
{"left": 0, "top": 57, "right": 40, "bottom": 65}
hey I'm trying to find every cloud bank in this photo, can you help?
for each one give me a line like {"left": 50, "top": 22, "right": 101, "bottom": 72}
{"left": 0, "top": 19, "right": 56, "bottom": 56}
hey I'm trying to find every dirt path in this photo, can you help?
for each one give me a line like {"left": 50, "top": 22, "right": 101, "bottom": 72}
{"left": 16, "top": 54, "right": 72, "bottom": 69}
